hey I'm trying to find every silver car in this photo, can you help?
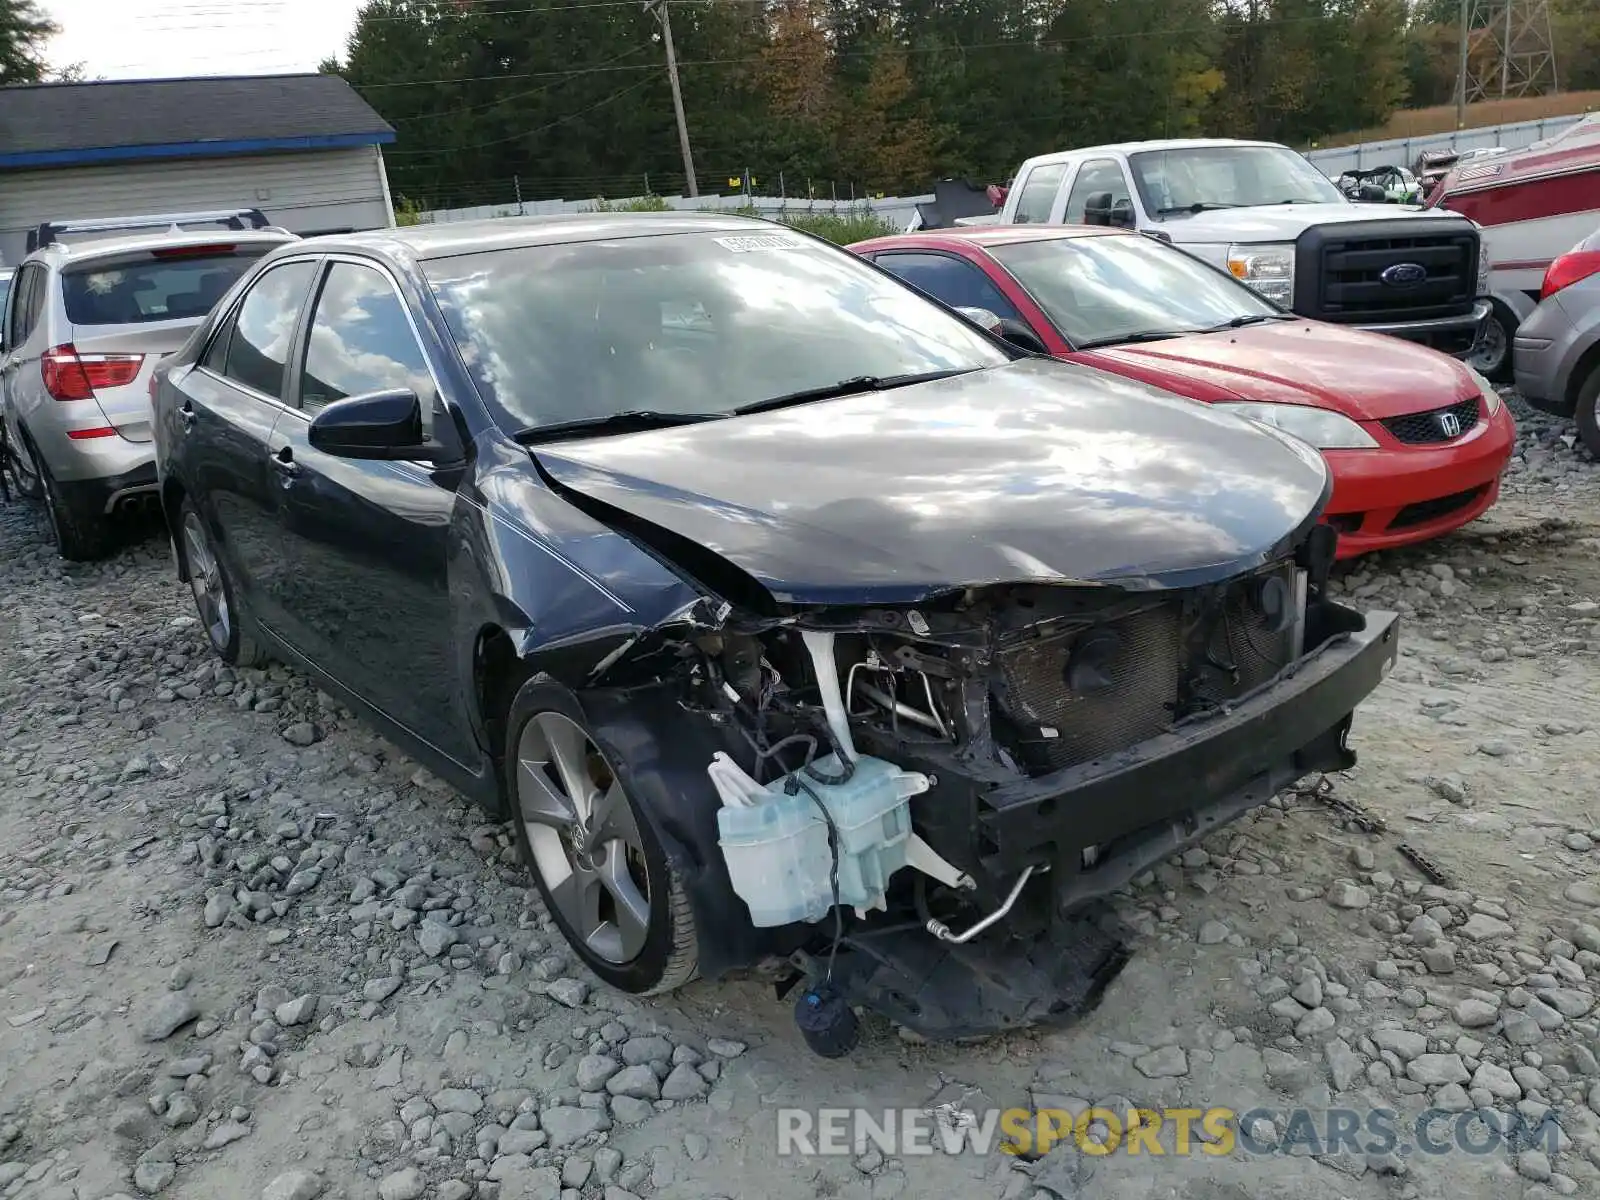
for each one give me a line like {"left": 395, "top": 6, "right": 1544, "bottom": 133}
{"left": 1, "top": 226, "right": 295, "bottom": 558}
{"left": 1513, "top": 225, "right": 1600, "bottom": 454}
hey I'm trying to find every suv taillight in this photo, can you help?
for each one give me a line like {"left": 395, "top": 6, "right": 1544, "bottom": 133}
{"left": 41, "top": 344, "right": 144, "bottom": 401}
{"left": 1541, "top": 251, "right": 1600, "bottom": 300}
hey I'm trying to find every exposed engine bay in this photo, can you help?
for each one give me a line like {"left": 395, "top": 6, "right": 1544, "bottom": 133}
{"left": 581, "top": 524, "right": 1399, "bottom": 1054}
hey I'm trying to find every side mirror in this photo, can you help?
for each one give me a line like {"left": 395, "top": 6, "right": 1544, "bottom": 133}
{"left": 307, "top": 388, "right": 450, "bottom": 462}
{"left": 995, "top": 319, "right": 1049, "bottom": 355}
{"left": 1083, "top": 192, "right": 1113, "bottom": 226}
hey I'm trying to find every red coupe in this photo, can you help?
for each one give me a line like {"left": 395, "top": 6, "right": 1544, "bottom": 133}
{"left": 850, "top": 226, "right": 1516, "bottom": 558}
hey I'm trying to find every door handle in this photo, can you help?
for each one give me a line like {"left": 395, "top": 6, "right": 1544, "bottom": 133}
{"left": 180, "top": 402, "right": 197, "bottom": 429}
{"left": 270, "top": 447, "right": 301, "bottom": 478}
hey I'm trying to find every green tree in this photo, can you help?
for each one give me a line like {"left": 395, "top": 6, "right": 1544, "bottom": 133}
{"left": 0, "top": 0, "right": 57, "bottom": 85}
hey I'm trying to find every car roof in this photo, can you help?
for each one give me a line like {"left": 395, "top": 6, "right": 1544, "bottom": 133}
{"left": 289, "top": 212, "right": 788, "bottom": 263}
{"left": 852, "top": 225, "right": 1134, "bottom": 252}
{"left": 31, "top": 228, "right": 297, "bottom": 265}
{"left": 1018, "top": 138, "right": 1279, "bottom": 169}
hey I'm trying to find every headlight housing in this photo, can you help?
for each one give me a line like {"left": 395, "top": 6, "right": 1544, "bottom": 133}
{"left": 1226, "top": 243, "right": 1295, "bottom": 307}
{"left": 1464, "top": 363, "right": 1501, "bottom": 414}
{"left": 1475, "top": 240, "right": 1491, "bottom": 296}
{"left": 1214, "top": 401, "right": 1379, "bottom": 449}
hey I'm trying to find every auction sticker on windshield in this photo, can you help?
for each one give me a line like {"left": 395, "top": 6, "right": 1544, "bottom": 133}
{"left": 714, "top": 234, "right": 805, "bottom": 252}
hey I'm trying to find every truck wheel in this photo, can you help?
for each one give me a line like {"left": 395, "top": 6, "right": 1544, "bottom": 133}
{"left": 1575, "top": 369, "right": 1600, "bottom": 459}
{"left": 504, "top": 678, "right": 699, "bottom": 996}
{"left": 1470, "top": 302, "right": 1518, "bottom": 382}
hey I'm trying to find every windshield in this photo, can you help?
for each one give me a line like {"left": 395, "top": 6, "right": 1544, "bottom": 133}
{"left": 1129, "top": 145, "right": 1343, "bottom": 215}
{"left": 423, "top": 229, "right": 1010, "bottom": 434}
{"left": 989, "top": 233, "right": 1280, "bottom": 346}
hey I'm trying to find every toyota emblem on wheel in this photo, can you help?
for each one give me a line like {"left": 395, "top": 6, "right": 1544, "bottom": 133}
{"left": 1380, "top": 262, "right": 1428, "bottom": 288}
{"left": 1437, "top": 411, "right": 1462, "bottom": 437}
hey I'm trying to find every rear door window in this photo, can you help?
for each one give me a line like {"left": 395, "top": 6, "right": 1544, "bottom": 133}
{"left": 62, "top": 249, "right": 271, "bottom": 327}
{"left": 1011, "top": 164, "right": 1068, "bottom": 224}
{"left": 219, "top": 260, "right": 319, "bottom": 400}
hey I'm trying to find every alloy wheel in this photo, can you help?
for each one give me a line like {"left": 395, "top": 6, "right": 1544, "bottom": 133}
{"left": 181, "top": 509, "right": 231, "bottom": 653}
{"left": 515, "top": 711, "right": 652, "bottom": 964}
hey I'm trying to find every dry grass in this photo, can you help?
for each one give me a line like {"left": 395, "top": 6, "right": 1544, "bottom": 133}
{"left": 1316, "top": 91, "right": 1600, "bottom": 147}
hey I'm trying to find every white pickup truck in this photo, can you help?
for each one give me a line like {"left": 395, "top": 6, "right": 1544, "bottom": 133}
{"left": 987, "top": 138, "right": 1492, "bottom": 363}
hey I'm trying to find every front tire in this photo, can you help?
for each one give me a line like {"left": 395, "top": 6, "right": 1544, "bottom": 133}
{"left": 178, "top": 499, "right": 263, "bottom": 667}
{"left": 1470, "top": 302, "right": 1518, "bottom": 382}
{"left": 504, "top": 678, "right": 698, "bottom": 995}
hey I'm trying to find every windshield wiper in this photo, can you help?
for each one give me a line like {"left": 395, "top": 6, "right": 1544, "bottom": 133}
{"left": 1074, "top": 330, "right": 1188, "bottom": 349}
{"left": 512, "top": 410, "right": 725, "bottom": 444}
{"left": 1201, "top": 313, "right": 1295, "bottom": 332}
{"left": 1154, "top": 202, "right": 1241, "bottom": 215}
{"left": 732, "top": 369, "right": 976, "bottom": 416}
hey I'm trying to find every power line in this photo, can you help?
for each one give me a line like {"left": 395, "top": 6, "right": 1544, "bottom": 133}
{"left": 349, "top": 12, "right": 1352, "bottom": 90}
{"left": 385, "top": 78, "right": 655, "bottom": 154}
{"left": 388, "top": 43, "right": 651, "bottom": 123}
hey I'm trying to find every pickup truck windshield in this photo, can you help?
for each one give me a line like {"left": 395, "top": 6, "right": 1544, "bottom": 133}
{"left": 989, "top": 232, "right": 1284, "bottom": 348}
{"left": 1129, "top": 145, "right": 1343, "bottom": 216}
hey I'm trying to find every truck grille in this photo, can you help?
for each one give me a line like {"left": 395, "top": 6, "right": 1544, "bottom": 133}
{"left": 1381, "top": 396, "right": 1480, "bottom": 445}
{"left": 993, "top": 567, "right": 1299, "bottom": 776}
{"left": 1295, "top": 220, "right": 1479, "bottom": 327}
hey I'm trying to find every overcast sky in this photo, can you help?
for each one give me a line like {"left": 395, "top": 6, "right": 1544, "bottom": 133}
{"left": 44, "top": 0, "right": 367, "bottom": 79}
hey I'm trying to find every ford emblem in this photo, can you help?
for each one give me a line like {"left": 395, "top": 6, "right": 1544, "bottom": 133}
{"left": 1380, "top": 262, "right": 1428, "bottom": 288}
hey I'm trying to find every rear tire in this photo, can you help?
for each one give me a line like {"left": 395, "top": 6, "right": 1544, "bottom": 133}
{"left": 504, "top": 677, "right": 699, "bottom": 996}
{"left": 1575, "top": 368, "right": 1600, "bottom": 459}
{"left": 1470, "top": 302, "right": 1518, "bottom": 382}
{"left": 178, "top": 498, "right": 263, "bottom": 667}
{"left": 37, "top": 452, "right": 114, "bottom": 562}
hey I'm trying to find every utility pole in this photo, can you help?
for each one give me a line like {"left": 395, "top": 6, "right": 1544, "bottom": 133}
{"left": 645, "top": 0, "right": 698, "bottom": 197}
{"left": 1455, "top": 0, "right": 1470, "bottom": 129}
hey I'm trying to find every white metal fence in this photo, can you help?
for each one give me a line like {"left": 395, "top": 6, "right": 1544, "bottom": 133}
{"left": 414, "top": 109, "right": 1596, "bottom": 227}
{"left": 418, "top": 192, "right": 932, "bottom": 229}
{"left": 1302, "top": 113, "right": 1589, "bottom": 175}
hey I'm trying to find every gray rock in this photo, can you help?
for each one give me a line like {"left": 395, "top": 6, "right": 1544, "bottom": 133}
{"left": 1324, "top": 1039, "right": 1365, "bottom": 1092}
{"left": 1133, "top": 1046, "right": 1188, "bottom": 1078}
{"left": 541, "top": 1105, "right": 610, "bottom": 1148}
{"left": 203, "top": 1121, "right": 251, "bottom": 1149}
{"left": 575, "top": 1055, "right": 621, "bottom": 1092}
{"left": 417, "top": 923, "right": 458, "bottom": 958}
{"left": 548, "top": 979, "right": 590, "bottom": 1008}
{"left": 1291, "top": 973, "right": 1323, "bottom": 1008}
{"left": 620, "top": 1036, "right": 673, "bottom": 1066}
{"left": 362, "top": 977, "right": 402, "bottom": 1003}
{"left": 610, "top": 1096, "right": 654, "bottom": 1124}
{"left": 1371, "top": 1028, "right": 1428, "bottom": 1060}
{"left": 660, "top": 1062, "right": 709, "bottom": 1101}
{"left": 1406, "top": 1054, "right": 1470, "bottom": 1086}
{"left": 684, "top": 1133, "right": 709, "bottom": 1161}
{"left": 203, "top": 894, "right": 231, "bottom": 928}
{"left": 1471, "top": 1062, "right": 1521, "bottom": 1101}
{"left": 1454, "top": 998, "right": 1499, "bottom": 1027}
{"left": 1296, "top": 1007, "right": 1337, "bottom": 1041}
{"left": 1538, "top": 988, "right": 1595, "bottom": 1018}
{"left": 377, "top": 1168, "right": 424, "bottom": 1200}
{"left": 262, "top": 1171, "right": 323, "bottom": 1200}
{"left": 605, "top": 1065, "right": 661, "bottom": 1100}
{"left": 498, "top": 1129, "right": 548, "bottom": 1156}
{"left": 1518, "top": 1149, "right": 1553, "bottom": 1182}
{"left": 431, "top": 1088, "right": 484, "bottom": 1115}
{"left": 139, "top": 993, "right": 199, "bottom": 1042}
{"left": 281, "top": 722, "right": 318, "bottom": 747}
{"left": 1503, "top": 1011, "right": 1546, "bottom": 1045}
{"left": 134, "top": 1162, "right": 176, "bottom": 1194}
{"left": 435, "top": 1186, "right": 471, "bottom": 1200}
{"left": 162, "top": 1094, "right": 199, "bottom": 1128}
{"left": 706, "top": 1038, "right": 746, "bottom": 1058}
{"left": 562, "top": 1159, "right": 593, "bottom": 1189}
{"left": 1459, "top": 912, "right": 1515, "bottom": 941}
{"left": 1197, "top": 920, "right": 1231, "bottom": 945}
{"left": 373, "top": 1048, "right": 404, "bottom": 1088}
{"left": 1326, "top": 881, "right": 1370, "bottom": 909}
{"left": 274, "top": 995, "right": 317, "bottom": 1027}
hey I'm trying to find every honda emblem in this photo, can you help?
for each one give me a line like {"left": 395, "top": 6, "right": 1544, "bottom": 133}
{"left": 1437, "top": 411, "right": 1462, "bottom": 438}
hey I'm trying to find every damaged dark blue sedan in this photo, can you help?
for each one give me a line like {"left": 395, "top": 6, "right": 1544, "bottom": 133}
{"left": 151, "top": 213, "right": 1399, "bottom": 1054}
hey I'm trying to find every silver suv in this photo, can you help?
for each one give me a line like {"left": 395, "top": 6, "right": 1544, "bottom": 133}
{"left": 1, "top": 218, "right": 296, "bottom": 558}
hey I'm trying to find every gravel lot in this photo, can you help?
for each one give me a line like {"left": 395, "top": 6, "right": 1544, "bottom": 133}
{"left": 5, "top": 395, "right": 1600, "bottom": 1200}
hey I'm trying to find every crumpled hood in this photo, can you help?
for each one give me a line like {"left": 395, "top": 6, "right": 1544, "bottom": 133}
{"left": 1159, "top": 202, "right": 1447, "bottom": 244}
{"left": 531, "top": 358, "right": 1330, "bottom": 606}
{"left": 1081, "top": 320, "right": 1481, "bottom": 421}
